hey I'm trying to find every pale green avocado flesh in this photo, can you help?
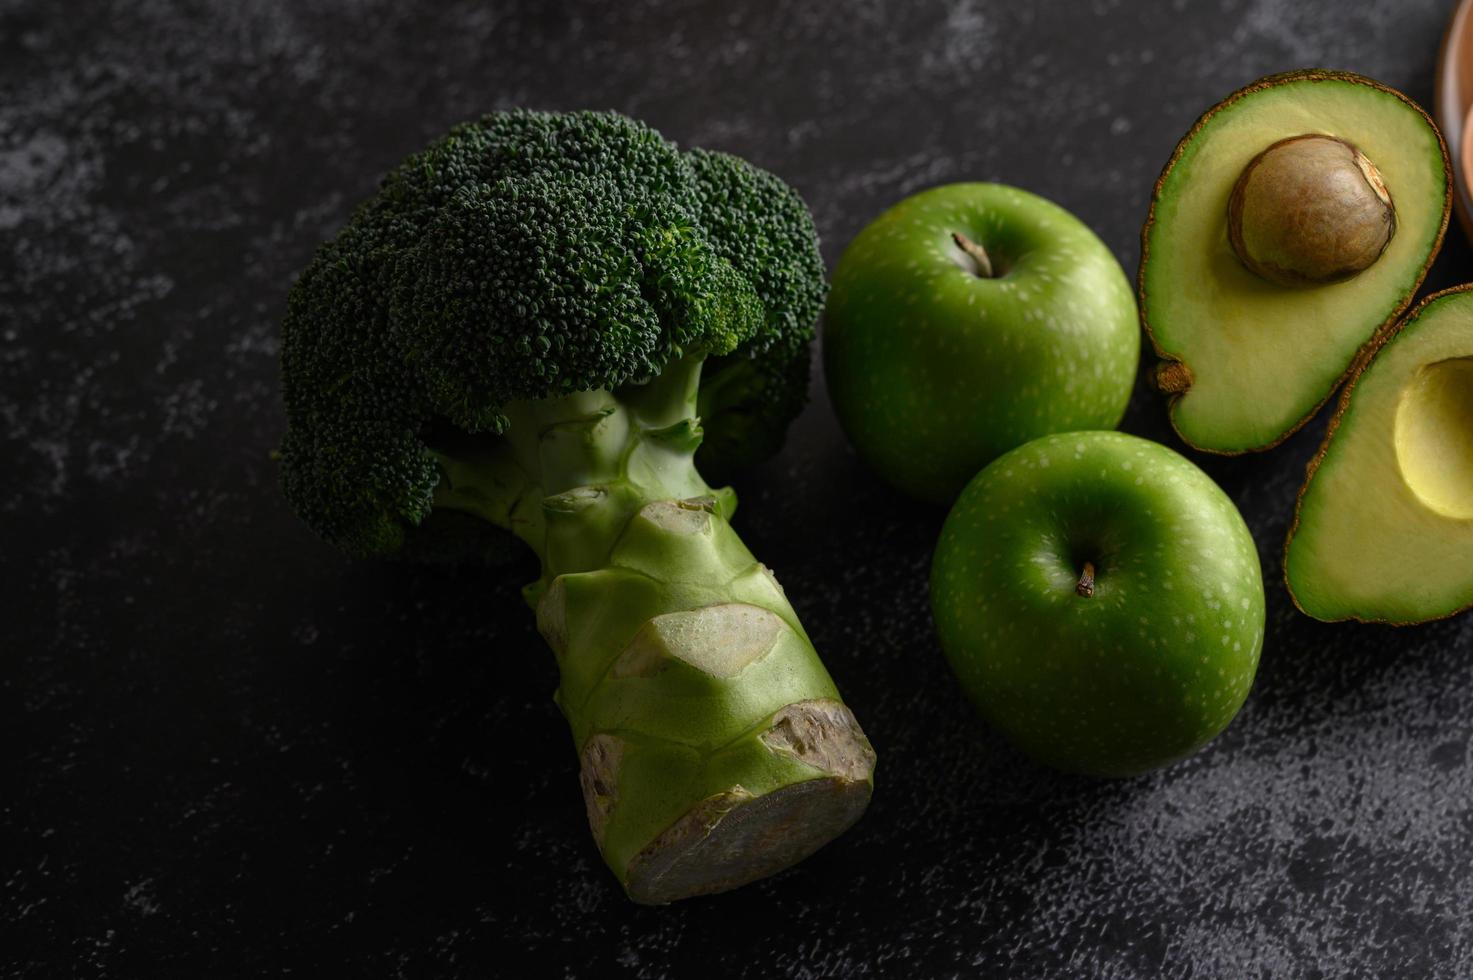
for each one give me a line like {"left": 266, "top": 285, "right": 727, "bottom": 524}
{"left": 1142, "top": 72, "right": 1449, "bottom": 452}
{"left": 1286, "top": 288, "right": 1473, "bottom": 623}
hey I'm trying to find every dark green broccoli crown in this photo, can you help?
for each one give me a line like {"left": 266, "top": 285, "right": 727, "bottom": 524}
{"left": 280, "top": 110, "right": 825, "bottom": 558}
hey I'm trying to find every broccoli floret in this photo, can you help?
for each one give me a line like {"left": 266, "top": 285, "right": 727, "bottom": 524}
{"left": 278, "top": 110, "right": 873, "bottom": 905}
{"left": 281, "top": 110, "right": 821, "bottom": 558}
{"left": 683, "top": 148, "right": 825, "bottom": 480}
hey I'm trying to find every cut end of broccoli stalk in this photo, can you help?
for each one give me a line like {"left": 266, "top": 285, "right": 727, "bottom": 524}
{"left": 430, "top": 353, "right": 875, "bottom": 903}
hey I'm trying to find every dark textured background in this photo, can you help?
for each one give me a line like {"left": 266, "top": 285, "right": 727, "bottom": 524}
{"left": 6, "top": 0, "right": 1473, "bottom": 976}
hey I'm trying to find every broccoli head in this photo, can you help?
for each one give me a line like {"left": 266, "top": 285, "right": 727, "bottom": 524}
{"left": 280, "top": 109, "right": 824, "bottom": 558}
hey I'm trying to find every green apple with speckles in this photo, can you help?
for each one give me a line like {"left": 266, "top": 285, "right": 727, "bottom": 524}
{"left": 930, "top": 431, "right": 1265, "bottom": 777}
{"left": 824, "top": 183, "right": 1140, "bottom": 504}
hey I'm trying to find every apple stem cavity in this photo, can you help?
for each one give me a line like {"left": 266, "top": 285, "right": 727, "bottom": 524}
{"left": 951, "top": 231, "right": 995, "bottom": 279}
{"left": 1075, "top": 561, "right": 1097, "bottom": 598}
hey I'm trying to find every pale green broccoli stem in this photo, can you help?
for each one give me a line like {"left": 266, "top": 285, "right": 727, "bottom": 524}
{"left": 431, "top": 355, "right": 874, "bottom": 904}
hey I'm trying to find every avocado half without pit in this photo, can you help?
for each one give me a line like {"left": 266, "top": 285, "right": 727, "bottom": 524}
{"left": 1285, "top": 286, "right": 1473, "bottom": 624}
{"left": 1140, "top": 70, "right": 1452, "bottom": 453}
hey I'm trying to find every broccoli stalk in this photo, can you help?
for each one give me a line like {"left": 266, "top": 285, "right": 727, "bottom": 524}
{"left": 279, "top": 110, "right": 874, "bottom": 902}
{"left": 429, "top": 353, "right": 871, "bottom": 901}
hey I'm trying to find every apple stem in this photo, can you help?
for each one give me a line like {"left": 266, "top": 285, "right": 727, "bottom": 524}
{"left": 951, "top": 231, "right": 995, "bottom": 278}
{"left": 1076, "top": 561, "right": 1096, "bottom": 598}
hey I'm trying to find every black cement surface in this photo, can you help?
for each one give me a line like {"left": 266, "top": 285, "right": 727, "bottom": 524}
{"left": 6, "top": 1, "right": 1473, "bottom": 976}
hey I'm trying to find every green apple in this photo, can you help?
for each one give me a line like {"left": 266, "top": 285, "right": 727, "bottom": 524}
{"left": 824, "top": 183, "right": 1140, "bottom": 504}
{"left": 930, "top": 431, "right": 1265, "bottom": 776}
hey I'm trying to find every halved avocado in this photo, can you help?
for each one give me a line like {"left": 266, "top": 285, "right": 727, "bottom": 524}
{"left": 1140, "top": 70, "right": 1451, "bottom": 453}
{"left": 1285, "top": 285, "right": 1473, "bottom": 624}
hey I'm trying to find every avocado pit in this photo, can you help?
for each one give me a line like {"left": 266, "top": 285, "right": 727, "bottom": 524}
{"left": 1227, "top": 134, "right": 1397, "bottom": 287}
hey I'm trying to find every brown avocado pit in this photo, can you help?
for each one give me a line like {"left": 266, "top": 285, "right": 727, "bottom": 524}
{"left": 1227, "top": 134, "right": 1397, "bottom": 287}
